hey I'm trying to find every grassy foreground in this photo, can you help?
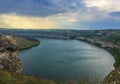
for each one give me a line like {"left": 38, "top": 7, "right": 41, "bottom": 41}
{"left": 0, "top": 70, "right": 58, "bottom": 84}
{"left": 0, "top": 70, "right": 99, "bottom": 84}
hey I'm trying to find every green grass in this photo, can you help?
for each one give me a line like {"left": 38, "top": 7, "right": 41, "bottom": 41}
{"left": 13, "top": 36, "right": 40, "bottom": 50}
{"left": 109, "top": 47, "right": 120, "bottom": 68}
{"left": 0, "top": 70, "right": 58, "bottom": 84}
{"left": 0, "top": 70, "right": 99, "bottom": 84}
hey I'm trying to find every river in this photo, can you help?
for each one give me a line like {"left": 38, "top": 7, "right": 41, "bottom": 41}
{"left": 19, "top": 38, "right": 114, "bottom": 81}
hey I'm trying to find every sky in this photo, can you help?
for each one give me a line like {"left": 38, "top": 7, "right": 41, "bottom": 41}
{"left": 0, "top": 0, "right": 120, "bottom": 30}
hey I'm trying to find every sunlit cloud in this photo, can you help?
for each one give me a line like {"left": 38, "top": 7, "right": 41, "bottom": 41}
{"left": 0, "top": 0, "right": 119, "bottom": 29}
{"left": 84, "top": 0, "right": 120, "bottom": 11}
{"left": 0, "top": 13, "right": 56, "bottom": 29}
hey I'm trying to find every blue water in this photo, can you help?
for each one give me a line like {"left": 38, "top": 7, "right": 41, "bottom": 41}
{"left": 19, "top": 38, "right": 114, "bottom": 81}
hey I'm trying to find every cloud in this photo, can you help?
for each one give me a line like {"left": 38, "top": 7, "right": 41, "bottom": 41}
{"left": 54, "top": 12, "right": 94, "bottom": 22}
{"left": 110, "top": 11, "right": 120, "bottom": 17}
{"left": 83, "top": 0, "right": 120, "bottom": 11}
{"left": 0, "top": 13, "right": 56, "bottom": 29}
{"left": 0, "top": 0, "right": 85, "bottom": 17}
{"left": 0, "top": 12, "right": 90, "bottom": 30}
{"left": 0, "top": 0, "right": 119, "bottom": 29}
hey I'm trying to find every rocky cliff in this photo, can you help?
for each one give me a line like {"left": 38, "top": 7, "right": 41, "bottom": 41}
{"left": 0, "top": 34, "right": 22, "bottom": 73}
{"left": 0, "top": 35, "right": 59, "bottom": 84}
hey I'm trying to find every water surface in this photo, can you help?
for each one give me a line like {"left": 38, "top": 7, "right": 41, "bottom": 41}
{"left": 19, "top": 38, "right": 114, "bottom": 81}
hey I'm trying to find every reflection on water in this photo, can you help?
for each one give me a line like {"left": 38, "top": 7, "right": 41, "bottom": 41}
{"left": 19, "top": 38, "right": 114, "bottom": 81}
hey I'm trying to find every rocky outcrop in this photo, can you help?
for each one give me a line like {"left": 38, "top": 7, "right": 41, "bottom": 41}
{"left": 102, "top": 67, "right": 120, "bottom": 84}
{"left": 0, "top": 34, "right": 22, "bottom": 73}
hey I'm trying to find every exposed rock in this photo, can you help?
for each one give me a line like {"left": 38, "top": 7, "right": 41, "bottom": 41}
{"left": 0, "top": 34, "right": 22, "bottom": 73}
{"left": 101, "top": 67, "right": 120, "bottom": 84}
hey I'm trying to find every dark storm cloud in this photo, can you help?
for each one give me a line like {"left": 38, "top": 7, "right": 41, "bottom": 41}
{"left": 0, "top": 0, "right": 85, "bottom": 17}
{"left": 110, "top": 11, "right": 120, "bottom": 17}
{"left": 0, "top": 0, "right": 119, "bottom": 29}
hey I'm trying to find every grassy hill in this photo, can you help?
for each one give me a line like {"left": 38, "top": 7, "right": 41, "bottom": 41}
{"left": 13, "top": 36, "right": 40, "bottom": 50}
{"left": 0, "top": 70, "right": 59, "bottom": 84}
{"left": 0, "top": 70, "right": 99, "bottom": 84}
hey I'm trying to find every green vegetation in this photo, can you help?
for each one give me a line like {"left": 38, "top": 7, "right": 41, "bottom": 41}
{"left": 75, "top": 30, "right": 120, "bottom": 83}
{"left": 0, "top": 30, "right": 120, "bottom": 84}
{"left": 0, "top": 70, "right": 99, "bottom": 84}
{"left": 13, "top": 36, "right": 40, "bottom": 50}
{"left": 0, "top": 70, "right": 58, "bottom": 84}
{"left": 109, "top": 47, "right": 120, "bottom": 68}
{"left": 0, "top": 35, "right": 100, "bottom": 84}
{"left": 104, "top": 32, "right": 120, "bottom": 44}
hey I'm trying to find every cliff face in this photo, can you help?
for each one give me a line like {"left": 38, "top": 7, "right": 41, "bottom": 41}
{"left": 0, "top": 34, "right": 22, "bottom": 73}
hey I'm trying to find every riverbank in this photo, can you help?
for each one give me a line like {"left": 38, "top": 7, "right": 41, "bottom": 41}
{"left": 13, "top": 36, "right": 40, "bottom": 50}
{"left": 0, "top": 29, "right": 119, "bottom": 84}
{"left": 0, "top": 35, "right": 60, "bottom": 84}
{"left": 16, "top": 30, "right": 120, "bottom": 84}
{"left": 76, "top": 37, "right": 120, "bottom": 84}
{"left": 0, "top": 37, "right": 98, "bottom": 84}
{"left": 15, "top": 30, "right": 120, "bottom": 84}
